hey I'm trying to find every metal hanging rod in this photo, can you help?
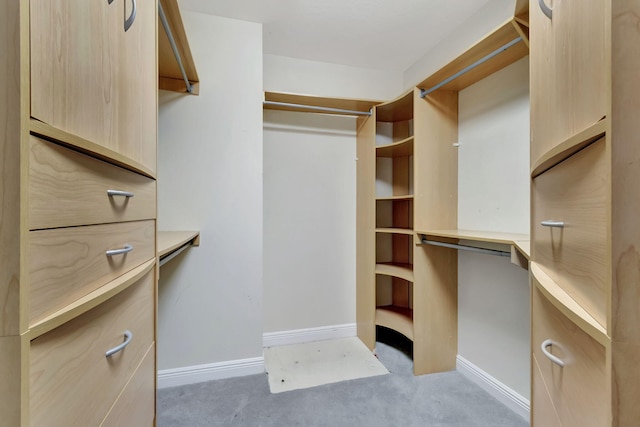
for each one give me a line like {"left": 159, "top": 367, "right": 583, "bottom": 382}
{"left": 421, "top": 238, "right": 511, "bottom": 257}
{"left": 158, "top": 2, "right": 193, "bottom": 94}
{"left": 263, "top": 101, "right": 372, "bottom": 116}
{"left": 420, "top": 36, "right": 523, "bottom": 98}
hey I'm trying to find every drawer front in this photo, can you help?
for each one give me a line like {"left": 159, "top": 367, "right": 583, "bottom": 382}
{"left": 101, "top": 343, "right": 156, "bottom": 427}
{"left": 29, "top": 136, "right": 156, "bottom": 230}
{"left": 532, "top": 285, "right": 608, "bottom": 427}
{"left": 29, "top": 220, "right": 155, "bottom": 326}
{"left": 30, "top": 272, "right": 154, "bottom": 427}
{"left": 531, "top": 355, "right": 562, "bottom": 427}
{"left": 532, "top": 137, "right": 608, "bottom": 327}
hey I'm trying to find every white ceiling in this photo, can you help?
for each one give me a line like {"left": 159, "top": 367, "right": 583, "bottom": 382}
{"left": 178, "top": 0, "right": 492, "bottom": 72}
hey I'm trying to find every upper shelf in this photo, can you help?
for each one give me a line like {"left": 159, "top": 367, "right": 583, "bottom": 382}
{"left": 158, "top": 0, "right": 200, "bottom": 95}
{"left": 376, "top": 90, "right": 414, "bottom": 123}
{"left": 417, "top": 18, "right": 529, "bottom": 94}
{"left": 263, "top": 92, "right": 382, "bottom": 116}
{"left": 158, "top": 230, "right": 200, "bottom": 267}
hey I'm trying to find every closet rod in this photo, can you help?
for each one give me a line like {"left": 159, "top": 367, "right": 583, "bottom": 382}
{"left": 263, "top": 101, "right": 372, "bottom": 116}
{"left": 421, "top": 238, "right": 511, "bottom": 257}
{"left": 420, "top": 36, "right": 523, "bottom": 98}
{"left": 158, "top": 1, "right": 194, "bottom": 94}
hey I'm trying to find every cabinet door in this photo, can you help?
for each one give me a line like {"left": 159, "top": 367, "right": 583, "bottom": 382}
{"left": 530, "top": 0, "right": 608, "bottom": 166}
{"left": 30, "top": 0, "right": 156, "bottom": 173}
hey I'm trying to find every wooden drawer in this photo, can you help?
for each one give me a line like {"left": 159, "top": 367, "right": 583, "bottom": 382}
{"left": 29, "top": 220, "right": 155, "bottom": 326}
{"left": 101, "top": 343, "right": 156, "bottom": 427}
{"left": 531, "top": 354, "right": 562, "bottom": 427}
{"left": 532, "top": 137, "right": 608, "bottom": 327}
{"left": 29, "top": 136, "right": 156, "bottom": 230}
{"left": 30, "top": 271, "right": 154, "bottom": 427}
{"left": 532, "top": 285, "right": 608, "bottom": 427}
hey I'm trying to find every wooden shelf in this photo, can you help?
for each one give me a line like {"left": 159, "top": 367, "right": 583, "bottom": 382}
{"left": 376, "top": 195, "right": 414, "bottom": 201}
{"left": 376, "top": 228, "right": 415, "bottom": 236}
{"left": 530, "top": 118, "right": 608, "bottom": 178}
{"left": 158, "top": 231, "right": 200, "bottom": 266}
{"left": 376, "top": 136, "right": 414, "bottom": 158}
{"left": 376, "top": 306, "right": 414, "bottom": 340}
{"left": 417, "top": 19, "right": 529, "bottom": 94}
{"left": 264, "top": 91, "right": 381, "bottom": 115}
{"left": 158, "top": 0, "right": 200, "bottom": 95}
{"left": 375, "top": 263, "right": 414, "bottom": 282}
{"left": 376, "top": 90, "right": 414, "bottom": 122}
{"left": 531, "top": 262, "right": 609, "bottom": 347}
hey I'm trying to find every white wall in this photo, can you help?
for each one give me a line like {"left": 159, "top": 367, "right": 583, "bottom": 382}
{"left": 263, "top": 110, "right": 356, "bottom": 333}
{"left": 264, "top": 54, "right": 403, "bottom": 101}
{"left": 157, "top": 12, "right": 263, "bottom": 370}
{"left": 457, "top": 57, "right": 530, "bottom": 399}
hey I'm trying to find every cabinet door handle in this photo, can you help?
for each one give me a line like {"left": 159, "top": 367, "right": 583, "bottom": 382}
{"left": 125, "top": 0, "right": 137, "bottom": 32}
{"left": 538, "top": 0, "right": 553, "bottom": 20}
{"left": 105, "top": 330, "right": 133, "bottom": 357}
{"left": 106, "top": 244, "right": 134, "bottom": 256}
{"left": 541, "top": 339, "right": 565, "bottom": 367}
{"left": 107, "top": 189, "right": 135, "bottom": 198}
{"left": 541, "top": 220, "right": 564, "bottom": 228}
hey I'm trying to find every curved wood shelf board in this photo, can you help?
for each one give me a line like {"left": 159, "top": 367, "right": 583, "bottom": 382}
{"left": 264, "top": 91, "right": 381, "bottom": 115}
{"left": 158, "top": 231, "right": 200, "bottom": 257}
{"left": 30, "top": 120, "right": 156, "bottom": 179}
{"left": 158, "top": 0, "right": 199, "bottom": 95}
{"left": 376, "top": 227, "right": 415, "bottom": 236}
{"left": 531, "top": 118, "right": 608, "bottom": 178}
{"left": 27, "top": 259, "right": 156, "bottom": 340}
{"left": 531, "top": 262, "right": 609, "bottom": 347}
{"left": 375, "top": 263, "right": 414, "bottom": 282}
{"left": 376, "top": 195, "right": 415, "bottom": 201}
{"left": 375, "top": 306, "right": 414, "bottom": 340}
{"left": 376, "top": 136, "right": 414, "bottom": 157}
{"left": 376, "top": 89, "right": 414, "bottom": 122}
{"left": 417, "top": 20, "right": 529, "bottom": 93}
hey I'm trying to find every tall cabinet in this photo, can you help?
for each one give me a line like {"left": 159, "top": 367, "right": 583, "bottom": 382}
{"left": 1, "top": 1, "right": 157, "bottom": 425}
{"left": 530, "top": 1, "right": 640, "bottom": 425}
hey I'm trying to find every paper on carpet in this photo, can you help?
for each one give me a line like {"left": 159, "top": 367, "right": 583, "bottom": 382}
{"left": 264, "top": 337, "right": 389, "bottom": 393}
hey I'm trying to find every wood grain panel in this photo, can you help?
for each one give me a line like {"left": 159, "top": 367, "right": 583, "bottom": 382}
{"left": 531, "top": 355, "right": 562, "bottom": 427}
{"left": 532, "top": 286, "right": 609, "bottom": 427}
{"left": 0, "top": 336, "right": 22, "bottom": 426}
{"left": 29, "top": 136, "right": 156, "bottom": 229}
{"left": 30, "top": 272, "right": 154, "bottom": 427}
{"left": 532, "top": 138, "right": 608, "bottom": 328}
{"left": 0, "top": 0, "right": 22, "bottom": 337}
{"left": 101, "top": 343, "right": 155, "bottom": 427}
{"left": 356, "top": 114, "right": 377, "bottom": 350}
{"left": 530, "top": 0, "right": 608, "bottom": 167}
{"left": 158, "top": 0, "right": 199, "bottom": 85}
{"left": 29, "top": 220, "right": 155, "bottom": 326}
{"left": 30, "top": 0, "right": 157, "bottom": 173}
{"left": 611, "top": 340, "right": 640, "bottom": 427}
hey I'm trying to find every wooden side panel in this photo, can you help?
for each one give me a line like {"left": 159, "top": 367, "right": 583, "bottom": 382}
{"left": 0, "top": 336, "right": 22, "bottom": 426}
{"left": 0, "top": 0, "right": 22, "bottom": 337}
{"left": 356, "top": 115, "right": 376, "bottom": 350}
{"left": 413, "top": 89, "right": 458, "bottom": 231}
{"left": 530, "top": 0, "right": 608, "bottom": 166}
{"left": 531, "top": 355, "right": 562, "bottom": 427}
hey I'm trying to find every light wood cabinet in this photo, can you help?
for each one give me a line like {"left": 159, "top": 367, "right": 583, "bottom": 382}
{"left": 530, "top": 1, "right": 640, "bottom": 425}
{"left": 1, "top": 1, "right": 157, "bottom": 425}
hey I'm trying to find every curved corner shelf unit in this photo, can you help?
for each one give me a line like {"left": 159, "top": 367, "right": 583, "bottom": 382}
{"left": 375, "top": 306, "right": 414, "bottom": 341}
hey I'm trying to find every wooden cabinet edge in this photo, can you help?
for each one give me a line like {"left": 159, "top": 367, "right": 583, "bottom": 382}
{"left": 27, "top": 259, "right": 156, "bottom": 340}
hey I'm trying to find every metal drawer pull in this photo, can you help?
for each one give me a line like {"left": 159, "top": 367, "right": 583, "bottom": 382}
{"left": 541, "top": 339, "right": 565, "bottom": 367}
{"left": 105, "top": 330, "right": 133, "bottom": 357}
{"left": 538, "top": 0, "right": 553, "bottom": 19}
{"left": 107, "top": 189, "right": 135, "bottom": 198}
{"left": 125, "top": 0, "right": 137, "bottom": 31}
{"left": 106, "top": 244, "right": 133, "bottom": 256}
{"left": 541, "top": 220, "right": 564, "bottom": 228}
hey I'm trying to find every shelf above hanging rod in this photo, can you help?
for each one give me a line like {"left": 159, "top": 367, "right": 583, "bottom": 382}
{"left": 421, "top": 238, "right": 511, "bottom": 257}
{"left": 263, "top": 101, "right": 372, "bottom": 116}
{"left": 158, "top": 0, "right": 198, "bottom": 94}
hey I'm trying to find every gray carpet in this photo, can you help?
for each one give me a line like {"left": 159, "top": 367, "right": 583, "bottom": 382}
{"left": 158, "top": 330, "right": 529, "bottom": 426}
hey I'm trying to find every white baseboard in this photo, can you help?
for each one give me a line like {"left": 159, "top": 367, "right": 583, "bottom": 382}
{"left": 157, "top": 356, "right": 264, "bottom": 389}
{"left": 262, "top": 323, "right": 357, "bottom": 348}
{"left": 456, "top": 355, "right": 530, "bottom": 421}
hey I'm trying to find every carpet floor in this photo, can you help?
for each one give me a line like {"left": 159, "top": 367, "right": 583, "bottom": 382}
{"left": 158, "top": 329, "right": 530, "bottom": 426}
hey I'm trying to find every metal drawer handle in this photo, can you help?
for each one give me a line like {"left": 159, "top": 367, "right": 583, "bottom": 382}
{"left": 541, "top": 339, "right": 565, "bottom": 367}
{"left": 105, "top": 330, "right": 133, "bottom": 357}
{"left": 106, "top": 244, "right": 133, "bottom": 256}
{"left": 541, "top": 220, "right": 564, "bottom": 228}
{"left": 538, "top": 0, "right": 553, "bottom": 20}
{"left": 107, "top": 189, "right": 135, "bottom": 198}
{"left": 125, "top": 0, "right": 137, "bottom": 31}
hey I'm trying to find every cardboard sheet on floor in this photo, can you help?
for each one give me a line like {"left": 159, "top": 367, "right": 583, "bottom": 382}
{"left": 264, "top": 337, "right": 389, "bottom": 393}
